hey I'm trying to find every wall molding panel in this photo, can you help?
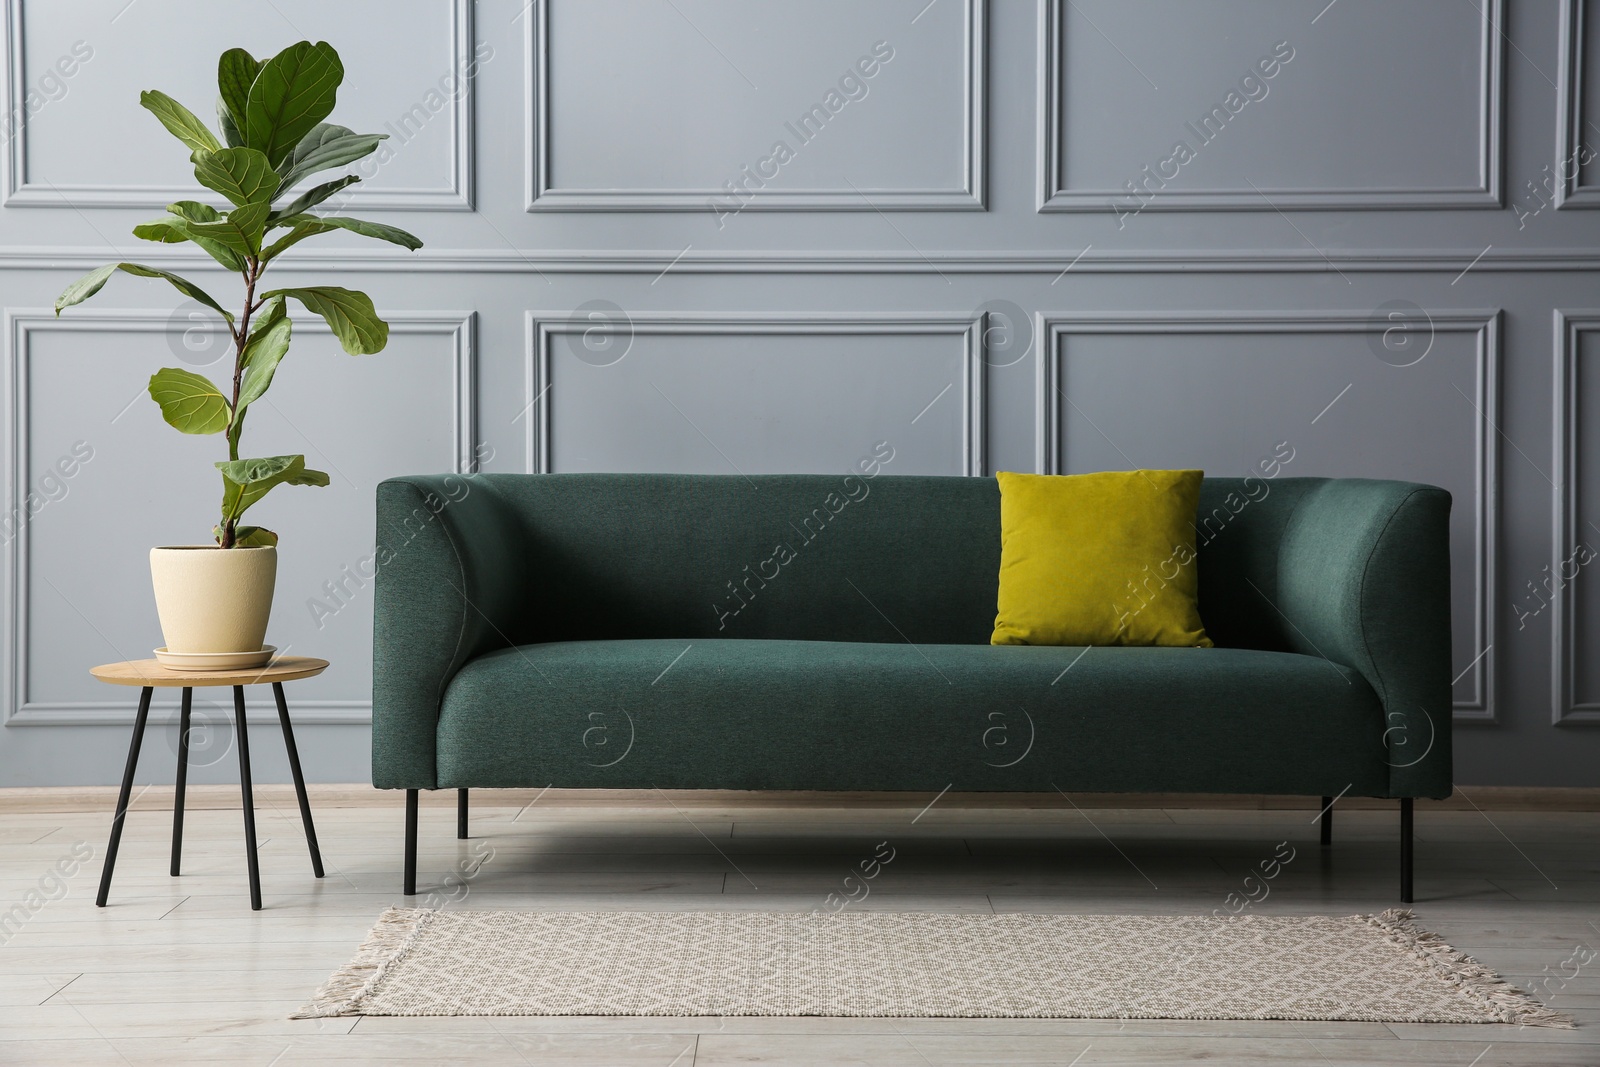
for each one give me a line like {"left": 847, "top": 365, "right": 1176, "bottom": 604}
{"left": 1037, "top": 0, "right": 1504, "bottom": 213}
{"left": 523, "top": 0, "right": 986, "bottom": 212}
{"left": 1, "top": 0, "right": 476, "bottom": 210}
{"left": 1, "top": 308, "right": 476, "bottom": 727}
{"left": 525, "top": 311, "right": 984, "bottom": 476}
{"left": 1554, "top": 310, "right": 1600, "bottom": 723}
{"left": 5, "top": 246, "right": 1600, "bottom": 275}
{"left": 1559, "top": 0, "right": 1600, "bottom": 209}
{"left": 1036, "top": 310, "right": 1501, "bottom": 722}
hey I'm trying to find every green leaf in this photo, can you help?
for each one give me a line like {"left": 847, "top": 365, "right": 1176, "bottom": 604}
{"left": 217, "top": 48, "right": 260, "bottom": 134}
{"left": 148, "top": 368, "right": 232, "bottom": 434}
{"left": 133, "top": 210, "right": 246, "bottom": 272}
{"left": 224, "top": 295, "right": 288, "bottom": 452}
{"left": 277, "top": 123, "right": 383, "bottom": 190}
{"left": 234, "top": 525, "right": 279, "bottom": 547}
{"left": 219, "top": 454, "right": 302, "bottom": 487}
{"left": 261, "top": 213, "right": 422, "bottom": 261}
{"left": 159, "top": 202, "right": 250, "bottom": 270}
{"left": 217, "top": 454, "right": 329, "bottom": 525}
{"left": 55, "top": 263, "right": 234, "bottom": 322}
{"left": 289, "top": 466, "right": 329, "bottom": 487}
{"left": 195, "top": 239, "right": 248, "bottom": 273}
{"left": 167, "top": 200, "right": 222, "bottom": 223}
{"left": 268, "top": 174, "right": 359, "bottom": 223}
{"left": 245, "top": 41, "right": 344, "bottom": 167}
{"left": 260, "top": 217, "right": 323, "bottom": 260}
{"left": 186, "top": 201, "right": 270, "bottom": 256}
{"left": 217, "top": 97, "right": 244, "bottom": 148}
{"left": 192, "top": 147, "right": 280, "bottom": 208}
{"left": 131, "top": 215, "right": 193, "bottom": 244}
{"left": 139, "top": 90, "right": 221, "bottom": 154}
{"left": 246, "top": 292, "right": 287, "bottom": 335}
{"left": 263, "top": 286, "right": 387, "bottom": 354}
{"left": 297, "top": 214, "right": 420, "bottom": 249}
{"left": 237, "top": 300, "right": 292, "bottom": 411}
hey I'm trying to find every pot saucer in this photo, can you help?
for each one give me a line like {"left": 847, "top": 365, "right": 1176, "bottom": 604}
{"left": 153, "top": 645, "right": 276, "bottom": 671}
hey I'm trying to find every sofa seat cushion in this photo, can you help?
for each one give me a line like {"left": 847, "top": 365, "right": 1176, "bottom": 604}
{"left": 436, "top": 639, "right": 1390, "bottom": 796}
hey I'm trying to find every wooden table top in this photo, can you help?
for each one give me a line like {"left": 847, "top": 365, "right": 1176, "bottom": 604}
{"left": 89, "top": 656, "right": 329, "bottom": 688}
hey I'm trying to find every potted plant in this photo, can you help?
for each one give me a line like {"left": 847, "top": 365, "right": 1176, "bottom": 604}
{"left": 55, "top": 40, "right": 421, "bottom": 669}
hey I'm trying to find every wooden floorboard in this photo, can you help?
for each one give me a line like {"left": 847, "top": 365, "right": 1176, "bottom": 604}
{"left": 0, "top": 790, "right": 1594, "bottom": 1065}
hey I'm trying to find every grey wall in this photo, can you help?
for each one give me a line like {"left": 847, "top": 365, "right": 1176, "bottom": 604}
{"left": 1, "top": 0, "right": 1598, "bottom": 786}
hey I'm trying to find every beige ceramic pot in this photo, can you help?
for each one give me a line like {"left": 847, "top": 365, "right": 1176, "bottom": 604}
{"left": 148, "top": 546, "right": 277, "bottom": 655}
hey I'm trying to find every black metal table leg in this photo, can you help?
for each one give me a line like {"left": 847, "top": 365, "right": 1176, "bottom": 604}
{"left": 171, "top": 687, "right": 192, "bottom": 877}
{"left": 1320, "top": 795, "right": 1333, "bottom": 847}
{"left": 1400, "top": 797, "right": 1414, "bottom": 904}
{"left": 96, "top": 686, "right": 153, "bottom": 907}
{"left": 272, "top": 682, "right": 324, "bottom": 878}
{"left": 458, "top": 788, "right": 469, "bottom": 840}
{"left": 404, "top": 789, "right": 418, "bottom": 895}
{"left": 233, "top": 686, "right": 262, "bottom": 910}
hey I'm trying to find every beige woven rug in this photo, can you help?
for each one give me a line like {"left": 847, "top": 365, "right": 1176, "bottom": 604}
{"left": 294, "top": 908, "right": 1571, "bottom": 1026}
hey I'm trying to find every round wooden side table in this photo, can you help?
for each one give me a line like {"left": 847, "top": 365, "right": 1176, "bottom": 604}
{"left": 89, "top": 656, "right": 329, "bottom": 911}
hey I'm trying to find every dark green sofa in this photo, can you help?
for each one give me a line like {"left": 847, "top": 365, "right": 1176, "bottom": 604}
{"left": 372, "top": 473, "right": 1452, "bottom": 901}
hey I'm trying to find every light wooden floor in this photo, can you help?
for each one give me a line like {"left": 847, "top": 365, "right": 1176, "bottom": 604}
{"left": 2, "top": 786, "right": 1597, "bottom": 1066}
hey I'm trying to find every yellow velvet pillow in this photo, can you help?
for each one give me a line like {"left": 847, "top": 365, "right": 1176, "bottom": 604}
{"left": 991, "top": 469, "right": 1212, "bottom": 648}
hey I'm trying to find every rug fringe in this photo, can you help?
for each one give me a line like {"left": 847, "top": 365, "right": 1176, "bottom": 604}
{"left": 1362, "top": 908, "right": 1575, "bottom": 1028}
{"left": 290, "top": 907, "right": 432, "bottom": 1018}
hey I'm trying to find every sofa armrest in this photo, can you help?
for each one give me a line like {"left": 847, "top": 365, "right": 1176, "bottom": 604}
{"left": 371, "top": 475, "right": 524, "bottom": 790}
{"left": 1274, "top": 480, "right": 1454, "bottom": 798}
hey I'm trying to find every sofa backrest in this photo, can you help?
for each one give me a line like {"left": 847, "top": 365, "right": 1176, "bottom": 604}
{"left": 471, "top": 472, "right": 1326, "bottom": 651}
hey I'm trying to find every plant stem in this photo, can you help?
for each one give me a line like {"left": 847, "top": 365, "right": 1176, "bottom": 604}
{"left": 219, "top": 256, "right": 262, "bottom": 549}
{"left": 232, "top": 258, "right": 260, "bottom": 435}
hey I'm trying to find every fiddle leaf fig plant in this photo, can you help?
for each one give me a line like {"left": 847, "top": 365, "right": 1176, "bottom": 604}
{"left": 54, "top": 40, "right": 421, "bottom": 548}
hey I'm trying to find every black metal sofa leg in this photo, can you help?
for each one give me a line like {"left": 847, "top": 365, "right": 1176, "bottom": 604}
{"left": 457, "top": 788, "right": 468, "bottom": 839}
{"left": 1320, "top": 796, "right": 1332, "bottom": 847}
{"left": 404, "top": 789, "right": 419, "bottom": 895}
{"left": 1400, "top": 798, "right": 1414, "bottom": 903}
